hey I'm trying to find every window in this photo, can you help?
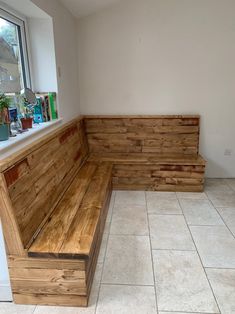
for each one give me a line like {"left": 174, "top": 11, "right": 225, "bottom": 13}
{"left": 0, "top": 8, "right": 30, "bottom": 93}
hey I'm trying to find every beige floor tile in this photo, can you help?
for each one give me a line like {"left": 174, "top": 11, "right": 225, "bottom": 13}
{"left": 217, "top": 207, "right": 235, "bottom": 236}
{"left": 34, "top": 306, "right": 92, "bottom": 314}
{"left": 153, "top": 250, "right": 219, "bottom": 313}
{"left": 0, "top": 303, "right": 35, "bottom": 314}
{"left": 225, "top": 178, "right": 235, "bottom": 191}
{"left": 34, "top": 263, "right": 103, "bottom": 314}
{"left": 190, "top": 225, "right": 235, "bottom": 268}
{"left": 96, "top": 285, "right": 157, "bottom": 314}
{"left": 206, "top": 190, "right": 235, "bottom": 207}
{"left": 115, "top": 191, "right": 146, "bottom": 206}
{"left": 149, "top": 215, "right": 195, "bottom": 250}
{"left": 176, "top": 192, "right": 208, "bottom": 199}
{"left": 179, "top": 199, "right": 224, "bottom": 225}
{"left": 146, "top": 192, "right": 182, "bottom": 214}
{"left": 146, "top": 191, "right": 177, "bottom": 199}
{"left": 110, "top": 204, "right": 149, "bottom": 235}
{"left": 205, "top": 179, "right": 232, "bottom": 192}
{"left": 102, "top": 235, "right": 154, "bottom": 285}
{"left": 206, "top": 268, "right": 235, "bottom": 314}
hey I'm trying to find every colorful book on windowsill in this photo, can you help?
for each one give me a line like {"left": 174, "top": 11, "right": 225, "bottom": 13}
{"left": 34, "top": 92, "right": 58, "bottom": 122}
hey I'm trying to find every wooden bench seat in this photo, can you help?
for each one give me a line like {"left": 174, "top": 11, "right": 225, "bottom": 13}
{"left": 28, "top": 162, "right": 112, "bottom": 259}
{"left": 0, "top": 115, "right": 206, "bottom": 307}
{"left": 0, "top": 119, "right": 113, "bottom": 307}
{"left": 84, "top": 115, "right": 206, "bottom": 192}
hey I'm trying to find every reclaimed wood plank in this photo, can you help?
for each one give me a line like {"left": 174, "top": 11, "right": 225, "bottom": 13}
{"left": 8, "top": 255, "right": 86, "bottom": 271}
{"left": 0, "top": 174, "right": 25, "bottom": 256}
{"left": 59, "top": 163, "right": 112, "bottom": 258}
{"left": 13, "top": 293, "right": 88, "bottom": 307}
{"left": 28, "top": 163, "right": 97, "bottom": 256}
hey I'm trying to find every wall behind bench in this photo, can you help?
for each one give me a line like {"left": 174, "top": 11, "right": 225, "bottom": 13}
{"left": 77, "top": 0, "right": 235, "bottom": 178}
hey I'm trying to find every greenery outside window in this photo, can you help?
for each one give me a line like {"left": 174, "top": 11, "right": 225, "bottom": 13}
{"left": 0, "top": 8, "right": 30, "bottom": 93}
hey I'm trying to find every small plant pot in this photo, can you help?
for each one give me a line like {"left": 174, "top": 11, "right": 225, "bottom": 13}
{"left": 21, "top": 117, "right": 33, "bottom": 129}
{"left": 0, "top": 124, "right": 10, "bottom": 141}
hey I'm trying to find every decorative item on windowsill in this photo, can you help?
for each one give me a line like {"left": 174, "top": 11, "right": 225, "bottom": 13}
{"left": 0, "top": 93, "right": 10, "bottom": 141}
{"left": 20, "top": 88, "right": 37, "bottom": 130}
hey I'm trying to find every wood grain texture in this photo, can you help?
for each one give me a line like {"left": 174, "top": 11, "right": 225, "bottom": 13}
{"left": 28, "top": 163, "right": 97, "bottom": 256}
{"left": 0, "top": 117, "right": 84, "bottom": 172}
{"left": 8, "top": 161, "right": 112, "bottom": 307}
{"left": 8, "top": 255, "right": 86, "bottom": 271}
{"left": 0, "top": 174, "right": 25, "bottom": 256}
{"left": 88, "top": 151, "right": 205, "bottom": 191}
{"left": 3, "top": 119, "right": 89, "bottom": 248}
{"left": 85, "top": 115, "right": 205, "bottom": 192}
{"left": 13, "top": 293, "right": 88, "bottom": 307}
{"left": 85, "top": 116, "right": 200, "bottom": 155}
{"left": 28, "top": 162, "right": 112, "bottom": 259}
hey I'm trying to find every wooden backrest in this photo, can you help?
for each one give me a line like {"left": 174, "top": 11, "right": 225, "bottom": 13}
{"left": 84, "top": 115, "right": 200, "bottom": 155}
{"left": 0, "top": 118, "right": 89, "bottom": 250}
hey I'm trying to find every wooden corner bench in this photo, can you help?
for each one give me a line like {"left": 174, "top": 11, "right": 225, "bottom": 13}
{"left": 85, "top": 115, "right": 206, "bottom": 191}
{"left": 0, "top": 115, "right": 206, "bottom": 307}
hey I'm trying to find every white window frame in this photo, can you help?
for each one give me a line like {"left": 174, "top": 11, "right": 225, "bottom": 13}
{"left": 0, "top": 7, "right": 31, "bottom": 90}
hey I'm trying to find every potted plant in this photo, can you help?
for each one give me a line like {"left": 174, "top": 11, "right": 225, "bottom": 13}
{"left": 0, "top": 93, "right": 10, "bottom": 141}
{"left": 20, "top": 101, "right": 34, "bottom": 129}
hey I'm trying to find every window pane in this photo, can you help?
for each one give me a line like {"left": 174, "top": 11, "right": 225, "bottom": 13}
{"left": 0, "top": 17, "right": 23, "bottom": 92}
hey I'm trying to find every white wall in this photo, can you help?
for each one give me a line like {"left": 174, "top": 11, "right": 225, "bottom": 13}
{"left": 77, "top": 0, "right": 235, "bottom": 178}
{"left": 28, "top": 17, "right": 58, "bottom": 93}
{"left": 32, "top": 0, "right": 80, "bottom": 121}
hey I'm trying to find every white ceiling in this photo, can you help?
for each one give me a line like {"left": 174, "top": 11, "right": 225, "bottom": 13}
{"left": 59, "top": 0, "right": 121, "bottom": 18}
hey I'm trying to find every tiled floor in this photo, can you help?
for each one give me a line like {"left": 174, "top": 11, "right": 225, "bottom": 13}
{"left": 1, "top": 179, "right": 235, "bottom": 314}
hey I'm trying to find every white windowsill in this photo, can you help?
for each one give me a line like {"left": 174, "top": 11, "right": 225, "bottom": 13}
{"left": 0, "top": 119, "right": 63, "bottom": 159}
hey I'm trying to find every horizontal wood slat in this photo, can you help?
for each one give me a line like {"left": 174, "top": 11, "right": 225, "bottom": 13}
{"left": 85, "top": 116, "right": 200, "bottom": 155}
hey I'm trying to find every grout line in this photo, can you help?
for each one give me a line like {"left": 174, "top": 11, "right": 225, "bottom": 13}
{"left": 94, "top": 191, "right": 116, "bottom": 314}
{"left": 186, "top": 224, "right": 225, "bottom": 227}
{"left": 145, "top": 191, "right": 160, "bottom": 314}
{"left": 176, "top": 193, "right": 222, "bottom": 314}
{"left": 100, "top": 282, "right": 155, "bottom": 287}
{"left": 152, "top": 248, "right": 196, "bottom": 252}
{"left": 159, "top": 310, "right": 220, "bottom": 314}
{"left": 205, "top": 266, "right": 235, "bottom": 270}
{"left": 109, "top": 233, "right": 149, "bottom": 236}
{"left": 147, "top": 213, "right": 183, "bottom": 216}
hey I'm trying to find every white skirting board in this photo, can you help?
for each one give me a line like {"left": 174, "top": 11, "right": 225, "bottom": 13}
{"left": 0, "top": 282, "right": 12, "bottom": 301}
{"left": 0, "top": 223, "right": 12, "bottom": 301}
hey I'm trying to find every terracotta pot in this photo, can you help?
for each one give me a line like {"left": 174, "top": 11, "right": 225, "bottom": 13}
{"left": 21, "top": 117, "right": 33, "bottom": 129}
{"left": 0, "top": 124, "right": 10, "bottom": 141}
